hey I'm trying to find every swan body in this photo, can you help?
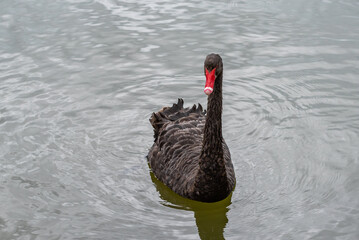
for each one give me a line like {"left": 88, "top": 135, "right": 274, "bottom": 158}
{"left": 147, "top": 54, "right": 235, "bottom": 202}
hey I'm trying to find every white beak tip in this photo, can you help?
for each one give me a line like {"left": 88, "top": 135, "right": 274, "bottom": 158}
{"left": 204, "top": 87, "right": 213, "bottom": 95}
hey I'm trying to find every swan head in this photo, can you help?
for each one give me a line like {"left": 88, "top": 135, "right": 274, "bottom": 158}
{"left": 204, "top": 54, "right": 223, "bottom": 95}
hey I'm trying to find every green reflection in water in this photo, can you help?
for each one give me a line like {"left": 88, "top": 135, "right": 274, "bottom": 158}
{"left": 149, "top": 170, "right": 233, "bottom": 240}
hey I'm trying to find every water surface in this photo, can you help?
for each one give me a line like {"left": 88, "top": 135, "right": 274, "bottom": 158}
{"left": 1, "top": 0, "right": 359, "bottom": 239}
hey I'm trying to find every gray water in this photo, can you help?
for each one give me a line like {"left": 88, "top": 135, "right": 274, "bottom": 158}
{"left": 1, "top": 0, "right": 359, "bottom": 239}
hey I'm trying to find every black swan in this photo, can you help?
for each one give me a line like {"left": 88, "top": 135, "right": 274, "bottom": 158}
{"left": 148, "top": 54, "right": 235, "bottom": 203}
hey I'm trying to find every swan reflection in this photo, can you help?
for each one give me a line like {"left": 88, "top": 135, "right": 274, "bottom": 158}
{"left": 149, "top": 171, "right": 233, "bottom": 240}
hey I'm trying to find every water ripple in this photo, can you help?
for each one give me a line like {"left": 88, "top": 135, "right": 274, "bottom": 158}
{"left": 1, "top": 0, "right": 359, "bottom": 239}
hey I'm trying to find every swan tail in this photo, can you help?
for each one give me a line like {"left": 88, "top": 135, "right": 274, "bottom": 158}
{"left": 150, "top": 98, "right": 205, "bottom": 140}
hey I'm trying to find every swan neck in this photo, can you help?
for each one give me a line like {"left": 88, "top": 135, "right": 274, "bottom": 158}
{"left": 203, "top": 72, "right": 223, "bottom": 152}
{"left": 192, "top": 73, "right": 229, "bottom": 202}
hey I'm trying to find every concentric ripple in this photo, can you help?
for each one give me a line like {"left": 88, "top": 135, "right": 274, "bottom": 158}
{"left": 1, "top": 0, "right": 359, "bottom": 239}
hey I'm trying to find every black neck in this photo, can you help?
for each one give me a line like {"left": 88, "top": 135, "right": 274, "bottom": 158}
{"left": 193, "top": 73, "right": 228, "bottom": 202}
{"left": 201, "top": 73, "right": 223, "bottom": 158}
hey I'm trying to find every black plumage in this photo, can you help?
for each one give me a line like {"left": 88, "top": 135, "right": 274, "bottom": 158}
{"left": 147, "top": 54, "right": 236, "bottom": 202}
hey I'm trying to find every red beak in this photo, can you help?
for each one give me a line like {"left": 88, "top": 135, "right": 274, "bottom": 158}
{"left": 204, "top": 68, "right": 216, "bottom": 95}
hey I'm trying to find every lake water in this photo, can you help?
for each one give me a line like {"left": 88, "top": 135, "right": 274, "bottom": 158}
{"left": 1, "top": 0, "right": 359, "bottom": 239}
